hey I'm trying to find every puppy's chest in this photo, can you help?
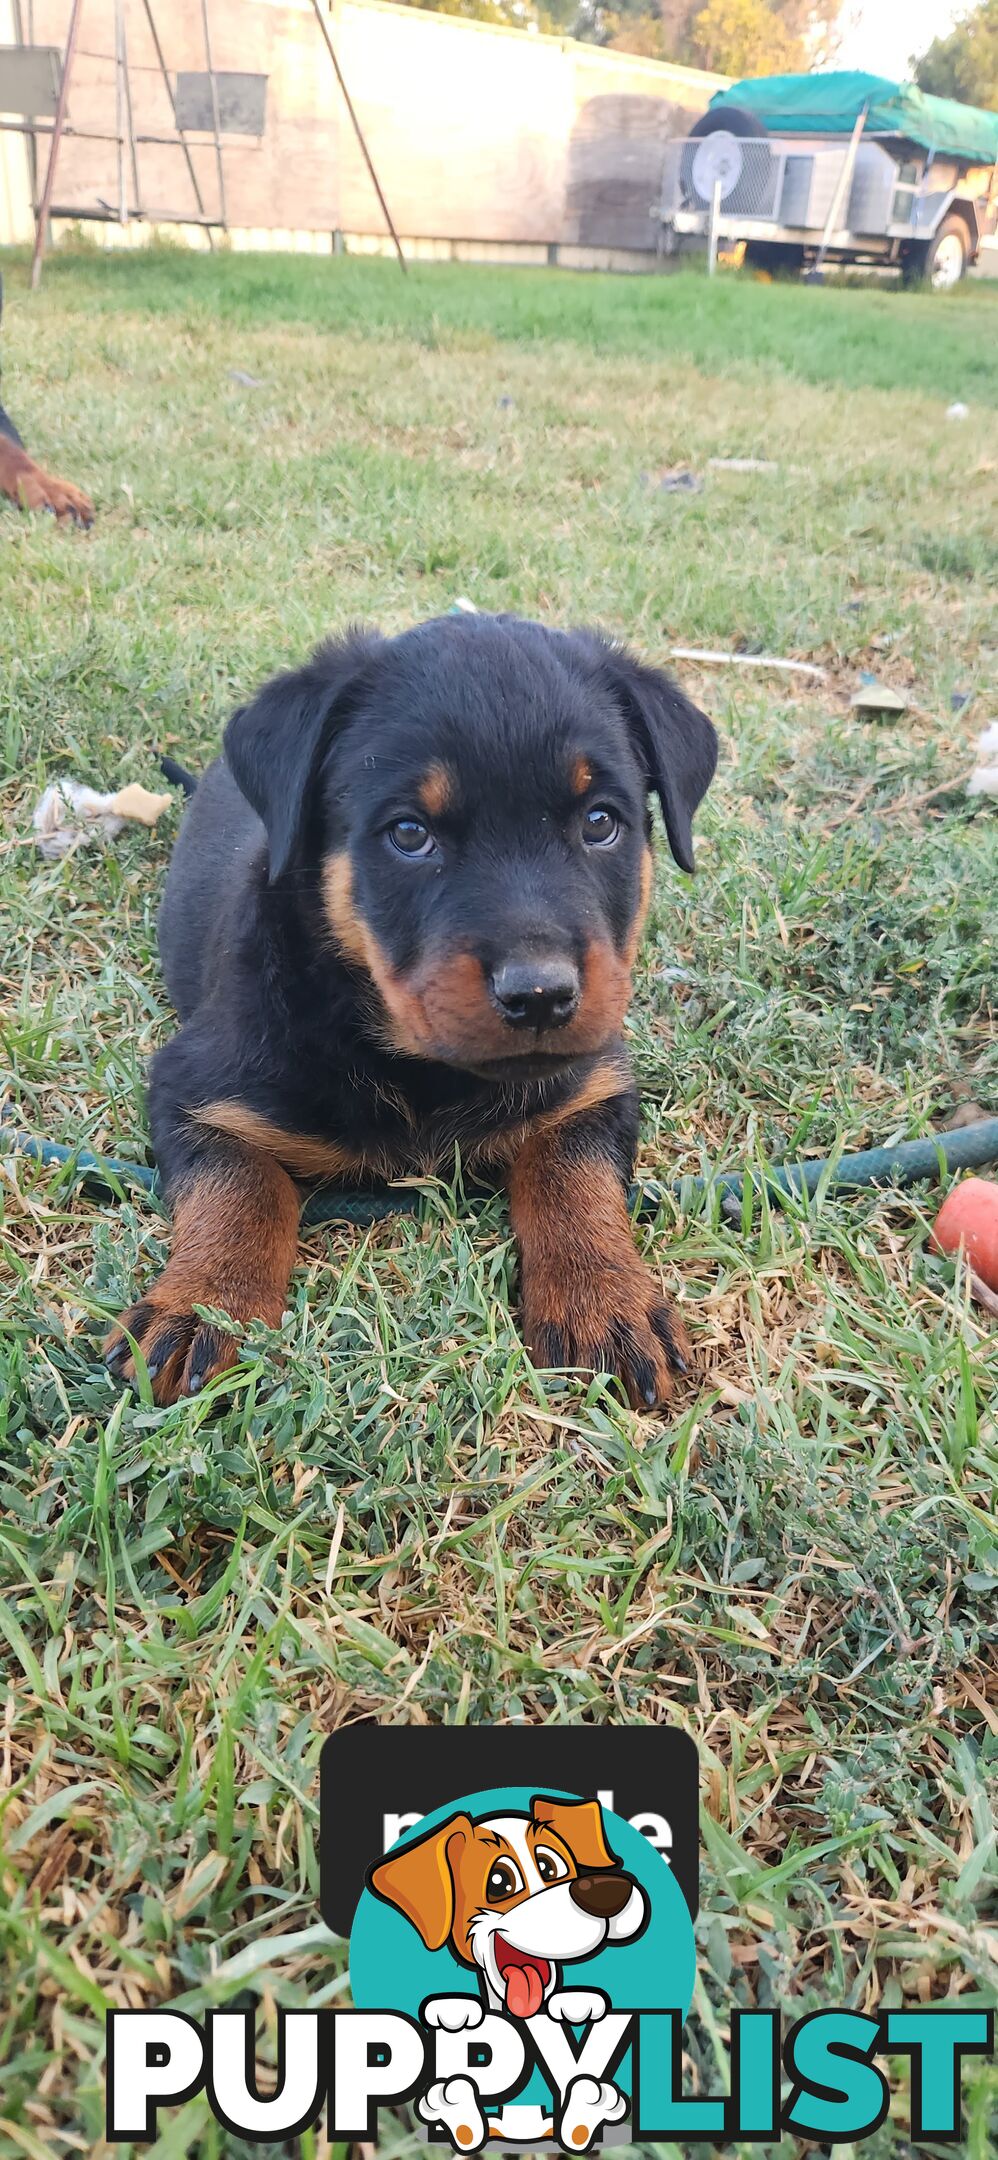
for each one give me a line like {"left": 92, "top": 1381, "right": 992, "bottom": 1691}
{"left": 271, "top": 1070, "right": 551, "bottom": 1185}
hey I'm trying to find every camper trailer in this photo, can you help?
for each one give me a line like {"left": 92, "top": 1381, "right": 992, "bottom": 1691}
{"left": 659, "top": 71, "right": 998, "bottom": 286}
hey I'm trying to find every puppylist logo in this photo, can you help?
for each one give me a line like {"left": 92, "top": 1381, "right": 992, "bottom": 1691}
{"left": 105, "top": 1729, "right": 993, "bottom": 2146}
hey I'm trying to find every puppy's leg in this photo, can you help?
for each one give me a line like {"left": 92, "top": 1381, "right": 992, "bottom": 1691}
{"left": 105, "top": 1063, "right": 299, "bottom": 1403}
{"left": 557, "top": 2074, "right": 628, "bottom": 2152}
{"left": 417, "top": 2078, "right": 487, "bottom": 2153}
{"left": 508, "top": 1096, "right": 691, "bottom": 1413}
{"left": 0, "top": 415, "right": 94, "bottom": 525}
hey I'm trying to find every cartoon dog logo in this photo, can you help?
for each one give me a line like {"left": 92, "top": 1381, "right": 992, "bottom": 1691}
{"left": 369, "top": 1794, "right": 647, "bottom": 2149}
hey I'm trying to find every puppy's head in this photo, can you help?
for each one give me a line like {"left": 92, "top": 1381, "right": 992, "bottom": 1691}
{"left": 225, "top": 613, "right": 717, "bottom": 1078}
{"left": 369, "top": 1795, "right": 646, "bottom": 2018}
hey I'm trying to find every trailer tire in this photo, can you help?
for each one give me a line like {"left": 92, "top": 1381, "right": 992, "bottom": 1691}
{"left": 689, "top": 104, "right": 768, "bottom": 140}
{"left": 903, "top": 216, "right": 970, "bottom": 289}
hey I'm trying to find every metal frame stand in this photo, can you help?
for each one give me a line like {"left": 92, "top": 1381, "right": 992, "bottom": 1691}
{"left": 29, "top": 0, "right": 83, "bottom": 287}
{"left": 13, "top": 0, "right": 404, "bottom": 285}
{"left": 21, "top": 0, "right": 227, "bottom": 288}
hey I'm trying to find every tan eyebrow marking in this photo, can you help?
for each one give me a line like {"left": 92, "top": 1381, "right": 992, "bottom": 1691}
{"left": 570, "top": 755, "right": 593, "bottom": 796}
{"left": 418, "top": 763, "right": 454, "bottom": 817}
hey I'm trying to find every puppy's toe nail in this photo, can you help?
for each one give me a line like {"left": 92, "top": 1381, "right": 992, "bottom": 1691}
{"left": 651, "top": 1305, "right": 691, "bottom": 1372}
{"left": 145, "top": 1322, "right": 189, "bottom": 1380}
{"left": 185, "top": 1326, "right": 226, "bottom": 1394}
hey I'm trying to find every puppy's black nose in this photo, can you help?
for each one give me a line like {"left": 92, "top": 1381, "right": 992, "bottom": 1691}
{"left": 569, "top": 1872, "right": 635, "bottom": 1919}
{"left": 490, "top": 959, "right": 580, "bottom": 1031}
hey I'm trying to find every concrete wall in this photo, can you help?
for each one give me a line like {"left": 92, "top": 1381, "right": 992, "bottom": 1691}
{"left": 0, "top": 0, "right": 724, "bottom": 255}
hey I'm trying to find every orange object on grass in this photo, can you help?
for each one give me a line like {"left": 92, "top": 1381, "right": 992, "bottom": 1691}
{"left": 930, "top": 1176, "right": 998, "bottom": 1292}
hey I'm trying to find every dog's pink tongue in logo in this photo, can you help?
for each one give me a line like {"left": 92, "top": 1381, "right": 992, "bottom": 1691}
{"left": 494, "top": 1939, "right": 551, "bottom": 2019}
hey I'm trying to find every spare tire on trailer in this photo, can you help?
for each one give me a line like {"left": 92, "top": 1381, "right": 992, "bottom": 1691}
{"left": 690, "top": 104, "right": 768, "bottom": 140}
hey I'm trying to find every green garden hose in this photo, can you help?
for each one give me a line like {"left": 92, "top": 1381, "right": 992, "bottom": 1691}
{"left": 3, "top": 1116, "right": 998, "bottom": 1223}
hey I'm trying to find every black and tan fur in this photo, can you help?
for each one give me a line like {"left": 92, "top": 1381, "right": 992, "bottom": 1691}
{"left": 105, "top": 612, "right": 717, "bottom": 1409}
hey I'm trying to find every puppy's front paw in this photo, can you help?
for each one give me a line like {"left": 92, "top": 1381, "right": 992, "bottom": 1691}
{"left": 104, "top": 1290, "right": 239, "bottom": 1405}
{"left": 104, "top": 1268, "right": 281, "bottom": 1405}
{"left": 17, "top": 463, "right": 94, "bottom": 525}
{"left": 546, "top": 1989, "right": 608, "bottom": 2025}
{"left": 422, "top": 1996, "right": 485, "bottom": 2032}
{"left": 522, "top": 1255, "right": 692, "bottom": 1413}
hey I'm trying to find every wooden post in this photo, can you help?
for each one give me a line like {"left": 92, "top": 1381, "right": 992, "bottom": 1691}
{"left": 29, "top": 0, "right": 84, "bottom": 289}
{"left": 199, "top": 0, "right": 227, "bottom": 230}
{"left": 140, "top": 0, "right": 215, "bottom": 247}
{"left": 114, "top": 0, "right": 127, "bottom": 224}
{"left": 120, "top": 0, "right": 142, "bottom": 224}
{"left": 310, "top": 0, "right": 407, "bottom": 274}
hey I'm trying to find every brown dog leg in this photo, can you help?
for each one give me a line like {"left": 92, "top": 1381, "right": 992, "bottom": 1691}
{"left": 104, "top": 1150, "right": 299, "bottom": 1404}
{"left": 508, "top": 1122, "right": 691, "bottom": 1412}
{"left": 0, "top": 430, "right": 94, "bottom": 524}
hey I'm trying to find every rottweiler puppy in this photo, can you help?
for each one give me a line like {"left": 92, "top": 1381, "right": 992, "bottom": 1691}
{"left": 105, "top": 612, "right": 717, "bottom": 1410}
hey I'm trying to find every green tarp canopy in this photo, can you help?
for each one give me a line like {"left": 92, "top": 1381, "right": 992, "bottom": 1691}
{"left": 709, "top": 71, "right": 998, "bottom": 165}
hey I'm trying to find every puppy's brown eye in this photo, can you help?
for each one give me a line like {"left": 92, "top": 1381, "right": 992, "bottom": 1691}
{"left": 486, "top": 1859, "right": 523, "bottom": 1902}
{"left": 582, "top": 806, "right": 619, "bottom": 847}
{"left": 534, "top": 1846, "right": 569, "bottom": 1884}
{"left": 387, "top": 818, "right": 436, "bottom": 858}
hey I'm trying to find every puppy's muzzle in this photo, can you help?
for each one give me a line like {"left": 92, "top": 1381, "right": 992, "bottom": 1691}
{"left": 568, "top": 1871, "right": 637, "bottom": 1919}
{"left": 490, "top": 958, "right": 580, "bottom": 1031}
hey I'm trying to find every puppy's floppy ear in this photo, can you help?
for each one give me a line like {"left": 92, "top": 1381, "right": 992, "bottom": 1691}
{"left": 224, "top": 630, "right": 384, "bottom": 883}
{"left": 368, "top": 1813, "right": 472, "bottom": 1951}
{"left": 531, "top": 1795, "right": 618, "bottom": 1873}
{"left": 569, "top": 632, "right": 717, "bottom": 874}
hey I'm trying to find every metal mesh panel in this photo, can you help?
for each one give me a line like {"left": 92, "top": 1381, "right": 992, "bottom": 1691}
{"left": 679, "top": 137, "right": 781, "bottom": 219}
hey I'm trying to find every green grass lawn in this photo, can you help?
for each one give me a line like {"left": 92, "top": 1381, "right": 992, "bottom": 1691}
{"left": 0, "top": 249, "right": 996, "bottom": 2159}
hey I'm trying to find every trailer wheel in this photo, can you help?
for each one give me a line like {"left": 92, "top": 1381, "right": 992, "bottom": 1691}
{"left": 903, "top": 216, "right": 970, "bottom": 289}
{"left": 690, "top": 104, "right": 767, "bottom": 140}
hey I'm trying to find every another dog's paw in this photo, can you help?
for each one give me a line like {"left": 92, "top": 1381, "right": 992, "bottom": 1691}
{"left": 557, "top": 2075, "right": 628, "bottom": 2152}
{"left": 418, "top": 2076, "right": 486, "bottom": 2151}
{"left": 422, "top": 1996, "right": 485, "bottom": 2032}
{"left": 545, "top": 1989, "right": 609, "bottom": 2025}
{"left": 523, "top": 1259, "right": 692, "bottom": 1413}
{"left": 16, "top": 463, "right": 94, "bottom": 525}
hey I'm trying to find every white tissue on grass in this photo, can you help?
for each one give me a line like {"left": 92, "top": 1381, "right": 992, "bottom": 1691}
{"left": 33, "top": 777, "right": 172, "bottom": 859}
{"left": 946, "top": 402, "right": 969, "bottom": 420}
{"left": 967, "top": 722, "right": 998, "bottom": 800}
